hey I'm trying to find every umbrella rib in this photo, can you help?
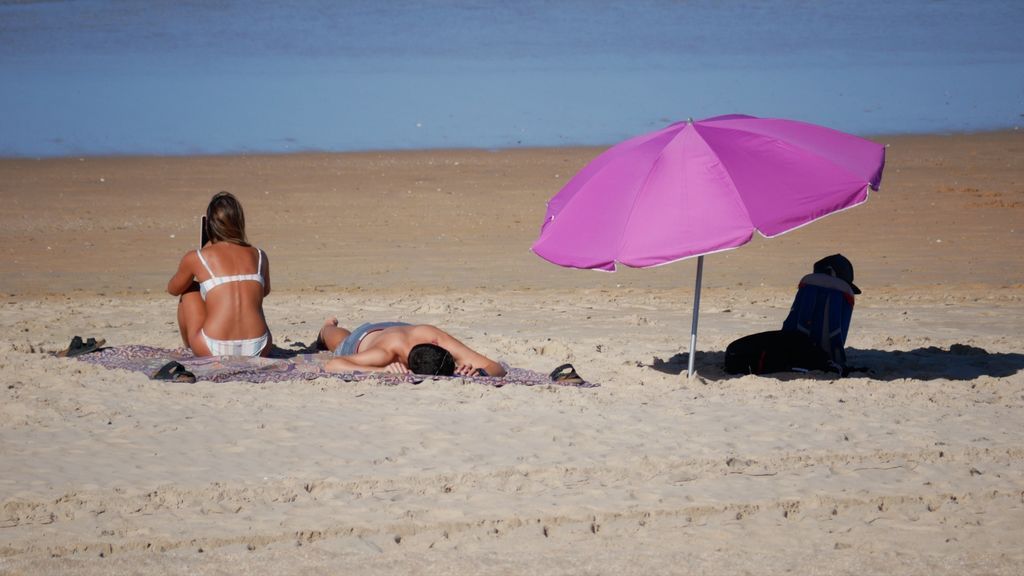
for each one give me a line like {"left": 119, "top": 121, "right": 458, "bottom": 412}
{"left": 689, "top": 124, "right": 755, "bottom": 240}
{"left": 695, "top": 123, "right": 879, "bottom": 239}
{"left": 536, "top": 129, "right": 681, "bottom": 270}
{"left": 699, "top": 122, "right": 881, "bottom": 190}
{"left": 613, "top": 139, "right": 677, "bottom": 264}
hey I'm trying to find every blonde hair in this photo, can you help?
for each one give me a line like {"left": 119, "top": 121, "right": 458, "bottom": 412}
{"left": 205, "top": 191, "right": 249, "bottom": 245}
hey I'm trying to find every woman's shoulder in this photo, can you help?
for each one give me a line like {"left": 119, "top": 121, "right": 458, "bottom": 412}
{"left": 180, "top": 248, "right": 201, "bottom": 265}
{"left": 246, "top": 244, "right": 267, "bottom": 262}
{"left": 252, "top": 245, "right": 268, "bottom": 263}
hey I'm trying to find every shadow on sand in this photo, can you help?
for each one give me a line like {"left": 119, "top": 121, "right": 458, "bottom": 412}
{"left": 650, "top": 344, "right": 1024, "bottom": 382}
{"left": 265, "top": 340, "right": 327, "bottom": 359}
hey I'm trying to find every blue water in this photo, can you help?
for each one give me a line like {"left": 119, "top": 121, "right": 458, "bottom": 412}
{"left": 2, "top": 0, "right": 1022, "bottom": 157}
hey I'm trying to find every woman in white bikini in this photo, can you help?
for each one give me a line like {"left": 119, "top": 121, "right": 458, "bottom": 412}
{"left": 167, "top": 192, "right": 273, "bottom": 357}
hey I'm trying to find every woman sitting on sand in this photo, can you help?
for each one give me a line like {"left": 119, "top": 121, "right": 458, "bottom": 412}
{"left": 167, "top": 191, "right": 273, "bottom": 357}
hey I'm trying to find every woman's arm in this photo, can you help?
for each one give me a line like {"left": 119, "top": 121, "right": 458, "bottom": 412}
{"left": 167, "top": 252, "right": 198, "bottom": 296}
{"left": 261, "top": 250, "right": 271, "bottom": 296}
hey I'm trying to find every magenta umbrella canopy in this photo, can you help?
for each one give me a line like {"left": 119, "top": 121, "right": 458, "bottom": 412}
{"left": 532, "top": 114, "right": 885, "bottom": 271}
{"left": 531, "top": 114, "right": 885, "bottom": 377}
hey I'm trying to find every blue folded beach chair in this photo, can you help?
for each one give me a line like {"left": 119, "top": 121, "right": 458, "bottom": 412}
{"left": 781, "top": 273, "right": 855, "bottom": 370}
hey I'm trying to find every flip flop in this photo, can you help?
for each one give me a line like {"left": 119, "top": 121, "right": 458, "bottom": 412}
{"left": 152, "top": 361, "right": 197, "bottom": 383}
{"left": 57, "top": 336, "right": 107, "bottom": 357}
{"left": 549, "top": 363, "right": 585, "bottom": 384}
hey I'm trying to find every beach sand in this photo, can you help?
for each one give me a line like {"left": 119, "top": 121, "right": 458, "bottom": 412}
{"left": 1, "top": 131, "right": 1022, "bottom": 574}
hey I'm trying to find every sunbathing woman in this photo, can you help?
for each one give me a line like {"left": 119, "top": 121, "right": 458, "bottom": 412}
{"left": 167, "top": 191, "right": 273, "bottom": 357}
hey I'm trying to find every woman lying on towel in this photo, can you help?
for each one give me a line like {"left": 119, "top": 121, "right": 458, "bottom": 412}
{"left": 167, "top": 191, "right": 273, "bottom": 357}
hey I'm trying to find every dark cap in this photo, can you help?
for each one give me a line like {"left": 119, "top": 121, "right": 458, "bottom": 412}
{"left": 813, "top": 254, "right": 861, "bottom": 294}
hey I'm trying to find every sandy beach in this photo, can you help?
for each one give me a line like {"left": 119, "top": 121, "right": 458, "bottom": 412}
{"left": 1, "top": 131, "right": 1023, "bottom": 574}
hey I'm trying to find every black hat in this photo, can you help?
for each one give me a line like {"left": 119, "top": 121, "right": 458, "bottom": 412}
{"left": 813, "top": 254, "right": 861, "bottom": 294}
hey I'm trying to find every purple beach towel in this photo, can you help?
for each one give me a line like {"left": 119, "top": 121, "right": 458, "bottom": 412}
{"left": 75, "top": 345, "right": 597, "bottom": 388}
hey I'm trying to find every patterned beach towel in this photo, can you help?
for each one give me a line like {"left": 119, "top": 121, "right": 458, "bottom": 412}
{"left": 75, "top": 345, "right": 598, "bottom": 388}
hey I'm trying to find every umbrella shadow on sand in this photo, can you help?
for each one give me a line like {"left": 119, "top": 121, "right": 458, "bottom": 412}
{"left": 650, "top": 344, "right": 1024, "bottom": 382}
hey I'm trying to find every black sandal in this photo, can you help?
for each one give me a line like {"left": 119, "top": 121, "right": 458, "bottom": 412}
{"left": 152, "top": 361, "right": 196, "bottom": 383}
{"left": 550, "top": 363, "right": 585, "bottom": 384}
{"left": 57, "top": 336, "right": 106, "bottom": 357}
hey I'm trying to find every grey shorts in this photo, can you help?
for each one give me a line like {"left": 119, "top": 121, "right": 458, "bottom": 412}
{"left": 334, "top": 322, "right": 410, "bottom": 356}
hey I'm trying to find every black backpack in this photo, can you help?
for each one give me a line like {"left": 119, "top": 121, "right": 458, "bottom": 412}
{"left": 723, "top": 330, "right": 835, "bottom": 375}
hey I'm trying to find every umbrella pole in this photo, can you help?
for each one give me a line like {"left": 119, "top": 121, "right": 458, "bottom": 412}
{"left": 687, "top": 255, "right": 704, "bottom": 378}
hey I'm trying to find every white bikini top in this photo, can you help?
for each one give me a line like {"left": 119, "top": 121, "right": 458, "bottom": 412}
{"left": 196, "top": 247, "right": 265, "bottom": 301}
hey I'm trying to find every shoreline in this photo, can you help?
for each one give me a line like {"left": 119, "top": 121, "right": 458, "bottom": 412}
{"left": 2, "top": 127, "right": 1020, "bottom": 162}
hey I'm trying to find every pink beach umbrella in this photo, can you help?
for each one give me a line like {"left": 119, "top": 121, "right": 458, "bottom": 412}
{"left": 531, "top": 114, "right": 885, "bottom": 377}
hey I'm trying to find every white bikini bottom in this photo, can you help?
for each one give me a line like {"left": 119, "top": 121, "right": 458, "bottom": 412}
{"left": 201, "top": 330, "right": 269, "bottom": 357}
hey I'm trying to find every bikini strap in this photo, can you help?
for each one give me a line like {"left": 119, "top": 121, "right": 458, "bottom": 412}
{"left": 255, "top": 248, "right": 263, "bottom": 275}
{"left": 196, "top": 249, "right": 216, "bottom": 278}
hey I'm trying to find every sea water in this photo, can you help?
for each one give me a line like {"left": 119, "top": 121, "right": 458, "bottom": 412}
{"left": 1, "top": 0, "right": 1022, "bottom": 157}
